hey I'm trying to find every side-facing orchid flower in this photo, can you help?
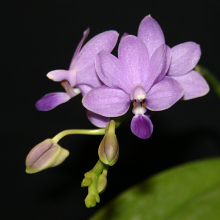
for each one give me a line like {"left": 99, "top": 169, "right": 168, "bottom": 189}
{"left": 138, "top": 15, "right": 209, "bottom": 99}
{"left": 35, "top": 28, "right": 119, "bottom": 127}
{"left": 82, "top": 35, "right": 184, "bottom": 139}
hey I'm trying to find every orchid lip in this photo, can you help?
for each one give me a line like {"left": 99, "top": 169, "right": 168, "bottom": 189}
{"left": 130, "top": 83, "right": 147, "bottom": 102}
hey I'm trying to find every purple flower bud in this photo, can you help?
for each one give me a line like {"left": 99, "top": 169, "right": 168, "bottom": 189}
{"left": 25, "top": 139, "right": 69, "bottom": 174}
{"left": 98, "top": 121, "right": 119, "bottom": 166}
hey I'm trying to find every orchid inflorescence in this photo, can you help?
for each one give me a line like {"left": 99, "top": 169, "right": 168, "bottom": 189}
{"left": 25, "top": 15, "right": 209, "bottom": 207}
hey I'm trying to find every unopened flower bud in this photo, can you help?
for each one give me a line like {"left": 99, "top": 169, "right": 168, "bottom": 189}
{"left": 81, "top": 176, "right": 92, "bottom": 187}
{"left": 25, "top": 139, "right": 69, "bottom": 174}
{"left": 97, "top": 174, "right": 107, "bottom": 194}
{"left": 98, "top": 121, "right": 119, "bottom": 166}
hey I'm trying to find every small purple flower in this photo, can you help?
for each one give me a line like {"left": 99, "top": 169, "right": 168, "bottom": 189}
{"left": 35, "top": 29, "right": 119, "bottom": 127}
{"left": 138, "top": 15, "right": 209, "bottom": 99}
{"left": 82, "top": 35, "right": 184, "bottom": 139}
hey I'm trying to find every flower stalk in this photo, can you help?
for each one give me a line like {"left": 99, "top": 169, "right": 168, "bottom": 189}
{"left": 25, "top": 128, "right": 106, "bottom": 174}
{"left": 52, "top": 128, "right": 106, "bottom": 143}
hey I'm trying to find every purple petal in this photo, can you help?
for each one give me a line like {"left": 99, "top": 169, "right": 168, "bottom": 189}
{"left": 74, "top": 31, "right": 119, "bottom": 71}
{"left": 47, "top": 69, "right": 76, "bottom": 87}
{"left": 118, "top": 35, "right": 149, "bottom": 85}
{"left": 154, "top": 45, "right": 171, "bottom": 84}
{"left": 69, "top": 28, "right": 90, "bottom": 69}
{"left": 76, "top": 65, "right": 103, "bottom": 89}
{"left": 146, "top": 76, "right": 184, "bottom": 111}
{"left": 35, "top": 92, "right": 71, "bottom": 111}
{"left": 87, "top": 110, "right": 110, "bottom": 128}
{"left": 167, "top": 42, "right": 201, "bottom": 76}
{"left": 122, "top": 32, "right": 129, "bottom": 38}
{"left": 144, "top": 44, "right": 169, "bottom": 92}
{"left": 82, "top": 85, "right": 130, "bottom": 117}
{"left": 120, "top": 32, "right": 129, "bottom": 43}
{"left": 78, "top": 84, "right": 92, "bottom": 97}
{"left": 95, "top": 51, "right": 132, "bottom": 94}
{"left": 138, "top": 15, "right": 165, "bottom": 57}
{"left": 172, "top": 70, "right": 209, "bottom": 100}
{"left": 164, "top": 46, "right": 171, "bottom": 73}
{"left": 130, "top": 114, "right": 153, "bottom": 139}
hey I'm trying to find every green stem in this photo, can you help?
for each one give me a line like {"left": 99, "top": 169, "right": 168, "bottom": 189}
{"left": 52, "top": 128, "right": 105, "bottom": 144}
{"left": 107, "top": 120, "right": 116, "bottom": 133}
{"left": 195, "top": 65, "right": 220, "bottom": 98}
{"left": 91, "top": 159, "right": 107, "bottom": 174}
{"left": 114, "top": 107, "right": 130, "bottom": 129}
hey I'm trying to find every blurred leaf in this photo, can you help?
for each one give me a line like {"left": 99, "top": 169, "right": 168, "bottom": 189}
{"left": 90, "top": 158, "right": 220, "bottom": 220}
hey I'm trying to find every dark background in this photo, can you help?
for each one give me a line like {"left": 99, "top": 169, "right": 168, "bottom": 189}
{"left": 2, "top": 0, "right": 220, "bottom": 219}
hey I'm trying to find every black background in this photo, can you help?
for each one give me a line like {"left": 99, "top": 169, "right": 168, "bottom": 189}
{"left": 2, "top": 0, "right": 220, "bottom": 219}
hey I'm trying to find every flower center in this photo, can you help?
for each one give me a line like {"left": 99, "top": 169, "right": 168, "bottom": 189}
{"left": 130, "top": 83, "right": 147, "bottom": 102}
{"left": 132, "top": 100, "right": 147, "bottom": 115}
{"left": 61, "top": 80, "right": 81, "bottom": 98}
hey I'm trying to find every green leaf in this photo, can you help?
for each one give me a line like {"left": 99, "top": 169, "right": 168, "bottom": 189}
{"left": 90, "top": 158, "right": 220, "bottom": 220}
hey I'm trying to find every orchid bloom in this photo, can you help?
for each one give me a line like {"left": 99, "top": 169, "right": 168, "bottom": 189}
{"left": 35, "top": 28, "right": 119, "bottom": 127}
{"left": 82, "top": 35, "right": 184, "bottom": 139}
{"left": 138, "top": 15, "right": 209, "bottom": 99}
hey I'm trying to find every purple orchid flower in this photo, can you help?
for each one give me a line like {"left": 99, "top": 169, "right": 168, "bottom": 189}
{"left": 35, "top": 28, "right": 119, "bottom": 127}
{"left": 82, "top": 35, "right": 184, "bottom": 139}
{"left": 138, "top": 15, "right": 209, "bottom": 99}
